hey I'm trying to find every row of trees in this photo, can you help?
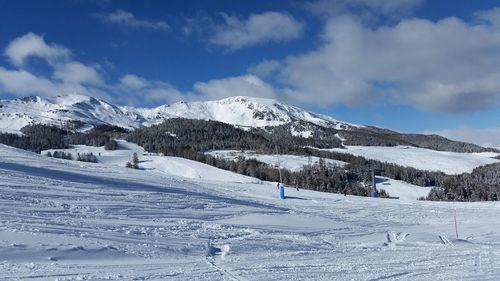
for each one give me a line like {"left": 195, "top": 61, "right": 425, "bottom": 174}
{"left": 47, "top": 151, "right": 98, "bottom": 163}
{"left": 0, "top": 124, "right": 69, "bottom": 153}
{"left": 68, "top": 125, "right": 125, "bottom": 150}
{"left": 0, "top": 124, "right": 123, "bottom": 154}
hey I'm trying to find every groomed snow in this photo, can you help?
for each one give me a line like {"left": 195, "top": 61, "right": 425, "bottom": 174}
{"left": 375, "top": 176, "right": 433, "bottom": 201}
{"left": 1, "top": 143, "right": 500, "bottom": 280}
{"left": 207, "top": 150, "right": 347, "bottom": 172}
{"left": 322, "top": 145, "right": 500, "bottom": 175}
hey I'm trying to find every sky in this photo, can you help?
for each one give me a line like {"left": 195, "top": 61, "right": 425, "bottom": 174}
{"left": 0, "top": 0, "right": 500, "bottom": 147}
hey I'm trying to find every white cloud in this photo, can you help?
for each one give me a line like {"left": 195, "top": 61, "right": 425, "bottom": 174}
{"left": 99, "top": 10, "right": 170, "bottom": 31}
{"left": 425, "top": 127, "right": 500, "bottom": 149}
{"left": 305, "top": 0, "right": 424, "bottom": 21}
{"left": 265, "top": 13, "right": 500, "bottom": 112}
{"left": 4, "top": 33, "right": 70, "bottom": 67}
{"left": 53, "top": 62, "right": 103, "bottom": 85}
{"left": 475, "top": 7, "right": 500, "bottom": 27}
{"left": 210, "top": 12, "right": 304, "bottom": 50}
{"left": 116, "top": 74, "right": 184, "bottom": 105}
{"left": 192, "top": 75, "right": 279, "bottom": 100}
{"left": 0, "top": 67, "right": 59, "bottom": 96}
{"left": 0, "top": 66, "right": 108, "bottom": 100}
{"left": 115, "top": 74, "right": 283, "bottom": 105}
{"left": 247, "top": 59, "right": 282, "bottom": 78}
{"left": 119, "top": 74, "right": 148, "bottom": 90}
{"left": 0, "top": 33, "right": 110, "bottom": 100}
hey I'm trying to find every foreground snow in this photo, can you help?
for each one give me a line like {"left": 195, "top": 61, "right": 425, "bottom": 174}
{"left": 322, "top": 146, "right": 500, "bottom": 175}
{"left": 1, "top": 144, "right": 500, "bottom": 280}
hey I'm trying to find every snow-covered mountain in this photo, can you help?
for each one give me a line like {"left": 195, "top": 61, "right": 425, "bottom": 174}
{"left": 138, "top": 96, "right": 360, "bottom": 129}
{"left": 0, "top": 95, "right": 144, "bottom": 132}
{"left": 0, "top": 94, "right": 360, "bottom": 133}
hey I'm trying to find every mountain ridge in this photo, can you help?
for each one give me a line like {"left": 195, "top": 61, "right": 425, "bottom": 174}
{"left": 0, "top": 94, "right": 361, "bottom": 132}
{"left": 0, "top": 94, "right": 496, "bottom": 153}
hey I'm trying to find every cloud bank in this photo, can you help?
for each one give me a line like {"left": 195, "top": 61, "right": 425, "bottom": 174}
{"left": 252, "top": 12, "right": 500, "bottom": 113}
{"left": 425, "top": 127, "right": 500, "bottom": 149}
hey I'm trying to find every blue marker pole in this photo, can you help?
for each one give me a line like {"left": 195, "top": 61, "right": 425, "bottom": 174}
{"left": 280, "top": 183, "right": 285, "bottom": 199}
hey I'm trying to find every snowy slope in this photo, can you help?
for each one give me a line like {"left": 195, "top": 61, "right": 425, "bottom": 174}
{"left": 43, "top": 140, "right": 260, "bottom": 184}
{"left": 209, "top": 150, "right": 432, "bottom": 200}
{"left": 1, "top": 143, "right": 500, "bottom": 280}
{"left": 376, "top": 176, "right": 433, "bottom": 201}
{"left": 0, "top": 94, "right": 359, "bottom": 133}
{"left": 323, "top": 146, "right": 500, "bottom": 174}
{"left": 208, "top": 150, "right": 347, "bottom": 172}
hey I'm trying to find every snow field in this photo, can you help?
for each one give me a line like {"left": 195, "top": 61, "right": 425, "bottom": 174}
{"left": 1, "top": 143, "right": 500, "bottom": 280}
{"left": 322, "top": 145, "right": 500, "bottom": 175}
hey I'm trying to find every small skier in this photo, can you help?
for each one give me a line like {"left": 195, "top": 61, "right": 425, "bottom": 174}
{"left": 493, "top": 192, "right": 498, "bottom": 201}
{"left": 277, "top": 181, "right": 280, "bottom": 190}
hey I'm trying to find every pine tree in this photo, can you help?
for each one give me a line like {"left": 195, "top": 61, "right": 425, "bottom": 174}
{"left": 132, "top": 152, "right": 139, "bottom": 169}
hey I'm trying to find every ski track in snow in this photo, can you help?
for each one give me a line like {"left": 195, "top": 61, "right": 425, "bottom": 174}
{"left": 1, "top": 144, "right": 500, "bottom": 280}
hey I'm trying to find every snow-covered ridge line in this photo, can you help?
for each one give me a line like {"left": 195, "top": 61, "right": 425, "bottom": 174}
{"left": 0, "top": 94, "right": 361, "bottom": 133}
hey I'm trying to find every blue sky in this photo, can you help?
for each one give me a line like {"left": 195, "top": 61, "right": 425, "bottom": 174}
{"left": 1, "top": 0, "right": 500, "bottom": 146}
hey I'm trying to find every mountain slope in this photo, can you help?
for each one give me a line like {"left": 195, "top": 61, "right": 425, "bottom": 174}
{"left": 0, "top": 95, "right": 144, "bottom": 131}
{"left": 0, "top": 95, "right": 359, "bottom": 133}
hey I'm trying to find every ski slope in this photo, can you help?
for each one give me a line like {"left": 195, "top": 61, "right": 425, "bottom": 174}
{"left": 375, "top": 176, "right": 433, "bottom": 201}
{"left": 323, "top": 146, "right": 500, "bottom": 175}
{"left": 1, "top": 144, "right": 500, "bottom": 280}
{"left": 43, "top": 141, "right": 259, "bottom": 184}
{"left": 208, "top": 150, "right": 347, "bottom": 172}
